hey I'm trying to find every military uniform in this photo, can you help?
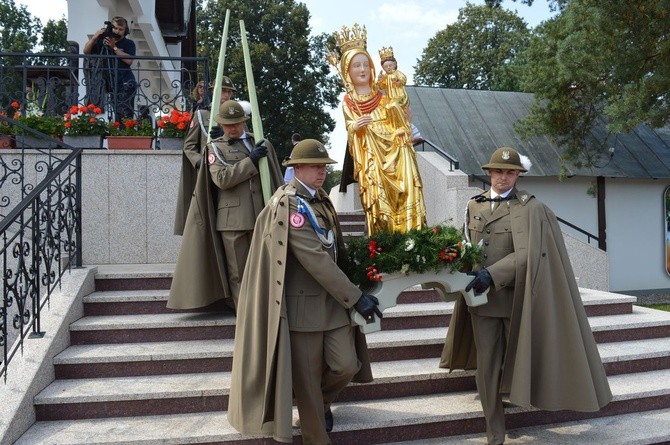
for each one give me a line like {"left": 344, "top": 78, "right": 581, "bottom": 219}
{"left": 207, "top": 131, "right": 282, "bottom": 304}
{"left": 169, "top": 99, "right": 282, "bottom": 311}
{"left": 466, "top": 187, "right": 519, "bottom": 445}
{"left": 183, "top": 108, "right": 211, "bottom": 168}
{"left": 441, "top": 148, "right": 612, "bottom": 445}
{"left": 227, "top": 139, "right": 376, "bottom": 445}
{"left": 174, "top": 76, "right": 238, "bottom": 235}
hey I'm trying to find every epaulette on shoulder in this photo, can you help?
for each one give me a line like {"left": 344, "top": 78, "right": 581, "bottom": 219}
{"left": 516, "top": 190, "right": 534, "bottom": 205}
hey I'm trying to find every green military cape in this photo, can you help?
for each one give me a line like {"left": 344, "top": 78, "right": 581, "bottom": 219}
{"left": 168, "top": 133, "right": 283, "bottom": 311}
{"left": 441, "top": 192, "right": 612, "bottom": 412}
{"left": 227, "top": 184, "right": 372, "bottom": 443}
{"left": 173, "top": 151, "right": 197, "bottom": 236}
{"left": 167, "top": 157, "right": 234, "bottom": 311}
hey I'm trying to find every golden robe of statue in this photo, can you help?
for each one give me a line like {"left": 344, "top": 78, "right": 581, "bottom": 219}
{"left": 340, "top": 47, "right": 426, "bottom": 235}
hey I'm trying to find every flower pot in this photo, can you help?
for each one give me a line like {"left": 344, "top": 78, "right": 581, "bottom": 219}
{"left": 351, "top": 269, "right": 488, "bottom": 334}
{"left": 0, "top": 134, "right": 15, "bottom": 149}
{"left": 158, "top": 137, "right": 183, "bottom": 150}
{"left": 63, "top": 135, "right": 103, "bottom": 149}
{"left": 16, "top": 135, "right": 61, "bottom": 149}
{"left": 106, "top": 136, "right": 153, "bottom": 150}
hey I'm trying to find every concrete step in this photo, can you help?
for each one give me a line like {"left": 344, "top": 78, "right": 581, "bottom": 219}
{"left": 16, "top": 370, "right": 670, "bottom": 444}
{"left": 82, "top": 289, "right": 230, "bottom": 316}
{"left": 82, "top": 286, "right": 635, "bottom": 325}
{"left": 63, "top": 306, "right": 670, "bottom": 363}
{"left": 39, "top": 338, "right": 670, "bottom": 420}
{"left": 68, "top": 312, "right": 236, "bottom": 345}
{"left": 92, "top": 264, "right": 174, "bottom": 292}
{"left": 396, "top": 408, "right": 670, "bottom": 444}
{"left": 54, "top": 339, "right": 235, "bottom": 379}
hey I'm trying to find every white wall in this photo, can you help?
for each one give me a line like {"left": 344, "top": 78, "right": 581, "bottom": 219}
{"left": 504, "top": 176, "right": 670, "bottom": 293}
{"left": 518, "top": 176, "right": 599, "bottom": 247}
{"left": 1, "top": 149, "right": 183, "bottom": 265}
{"left": 606, "top": 179, "right": 670, "bottom": 292}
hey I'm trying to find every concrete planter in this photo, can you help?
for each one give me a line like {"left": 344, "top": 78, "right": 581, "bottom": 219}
{"left": 15, "top": 135, "right": 61, "bottom": 149}
{"left": 63, "top": 135, "right": 103, "bottom": 149}
{"left": 158, "top": 137, "right": 183, "bottom": 150}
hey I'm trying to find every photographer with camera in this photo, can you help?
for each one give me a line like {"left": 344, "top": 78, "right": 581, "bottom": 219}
{"left": 83, "top": 16, "right": 137, "bottom": 121}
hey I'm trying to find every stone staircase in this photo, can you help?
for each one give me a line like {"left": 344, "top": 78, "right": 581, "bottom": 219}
{"left": 9, "top": 263, "right": 670, "bottom": 445}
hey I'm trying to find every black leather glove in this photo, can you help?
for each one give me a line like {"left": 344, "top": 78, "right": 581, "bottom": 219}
{"left": 249, "top": 140, "right": 268, "bottom": 164}
{"left": 209, "top": 126, "right": 223, "bottom": 140}
{"left": 465, "top": 268, "right": 492, "bottom": 294}
{"left": 354, "top": 294, "right": 383, "bottom": 320}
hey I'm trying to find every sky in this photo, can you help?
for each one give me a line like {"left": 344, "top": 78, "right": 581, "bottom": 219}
{"left": 19, "top": 0, "right": 555, "bottom": 167}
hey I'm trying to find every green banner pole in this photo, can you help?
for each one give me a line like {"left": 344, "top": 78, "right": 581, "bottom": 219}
{"left": 207, "top": 9, "right": 231, "bottom": 143}
{"left": 240, "top": 20, "right": 272, "bottom": 203}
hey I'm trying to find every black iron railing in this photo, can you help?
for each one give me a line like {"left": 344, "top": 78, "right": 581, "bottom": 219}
{"left": 1, "top": 50, "right": 211, "bottom": 126}
{"left": 414, "top": 138, "right": 460, "bottom": 171}
{"left": 0, "top": 117, "right": 83, "bottom": 382}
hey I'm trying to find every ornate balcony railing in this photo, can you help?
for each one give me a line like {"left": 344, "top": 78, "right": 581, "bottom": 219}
{"left": 0, "top": 117, "right": 83, "bottom": 382}
{"left": 1, "top": 49, "right": 211, "bottom": 126}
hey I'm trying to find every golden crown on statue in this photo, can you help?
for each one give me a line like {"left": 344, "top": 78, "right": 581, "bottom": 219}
{"left": 334, "top": 23, "right": 367, "bottom": 53}
{"left": 379, "top": 46, "right": 394, "bottom": 61}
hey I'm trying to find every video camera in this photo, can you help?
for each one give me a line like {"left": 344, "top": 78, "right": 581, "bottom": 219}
{"left": 101, "top": 21, "right": 119, "bottom": 42}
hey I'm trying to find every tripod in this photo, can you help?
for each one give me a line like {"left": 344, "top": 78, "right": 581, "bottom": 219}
{"left": 84, "top": 38, "right": 136, "bottom": 122}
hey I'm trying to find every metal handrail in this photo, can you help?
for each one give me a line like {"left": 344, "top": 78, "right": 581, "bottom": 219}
{"left": 414, "top": 138, "right": 460, "bottom": 171}
{"left": 0, "top": 116, "right": 83, "bottom": 382}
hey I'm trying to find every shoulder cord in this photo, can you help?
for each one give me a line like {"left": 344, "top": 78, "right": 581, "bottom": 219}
{"left": 197, "top": 110, "right": 229, "bottom": 165}
{"left": 295, "top": 196, "right": 335, "bottom": 250}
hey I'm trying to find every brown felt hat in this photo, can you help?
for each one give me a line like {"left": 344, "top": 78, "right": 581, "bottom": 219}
{"left": 482, "top": 147, "right": 528, "bottom": 172}
{"left": 214, "top": 100, "right": 249, "bottom": 125}
{"left": 283, "top": 139, "right": 336, "bottom": 166}
{"left": 209, "top": 75, "right": 236, "bottom": 92}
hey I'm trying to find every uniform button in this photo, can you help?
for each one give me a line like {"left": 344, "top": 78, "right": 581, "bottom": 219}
{"left": 486, "top": 229, "right": 491, "bottom": 234}
{"left": 276, "top": 280, "right": 281, "bottom": 285}
{"left": 483, "top": 254, "right": 488, "bottom": 258}
{"left": 279, "top": 201, "right": 285, "bottom": 206}
{"left": 278, "top": 241, "right": 283, "bottom": 245}
{"left": 277, "top": 260, "right": 282, "bottom": 265}
{"left": 278, "top": 221, "right": 284, "bottom": 226}
{"left": 484, "top": 241, "right": 489, "bottom": 246}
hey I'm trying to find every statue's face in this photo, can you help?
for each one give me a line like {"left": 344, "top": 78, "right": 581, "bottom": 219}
{"left": 382, "top": 60, "right": 397, "bottom": 74}
{"left": 349, "top": 53, "right": 371, "bottom": 87}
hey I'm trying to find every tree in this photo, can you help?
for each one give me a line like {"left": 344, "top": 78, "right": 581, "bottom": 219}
{"left": 40, "top": 18, "right": 68, "bottom": 54}
{"left": 0, "top": 0, "right": 40, "bottom": 53}
{"left": 516, "top": 0, "right": 670, "bottom": 169}
{"left": 196, "top": 0, "right": 341, "bottom": 162}
{"left": 485, "top": 0, "right": 568, "bottom": 11}
{"left": 35, "top": 18, "right": 69, "bottom": 66}
{"left": 413, "top": 3, "right": 531, "bottom": 91}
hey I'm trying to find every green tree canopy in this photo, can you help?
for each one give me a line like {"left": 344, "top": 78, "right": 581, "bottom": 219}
{"left": 0, "top": 0, "right": 41, "bottom": 52}
{"left": 516, "top": 0, "right": 670, "bottom": 168}
{"left": 485, "top": 0, "right": 567, "bottom": 11}
{"left": 196, "top": 0, "right": 341, "bottom": 162}
{"left": 413, "top": 3, "right": 531, "bottom": 91}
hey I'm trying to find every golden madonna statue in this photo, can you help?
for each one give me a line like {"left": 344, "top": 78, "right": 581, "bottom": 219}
{"left": 332, "top": 24, "right": 426, "bottom": 235}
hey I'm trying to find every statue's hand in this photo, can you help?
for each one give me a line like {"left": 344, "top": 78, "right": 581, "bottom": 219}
{"left": 354, "top": 115, "right": 373, "bottom": 132}
{"left": 395, "top": 128, "right": 406, "bottom": 137}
